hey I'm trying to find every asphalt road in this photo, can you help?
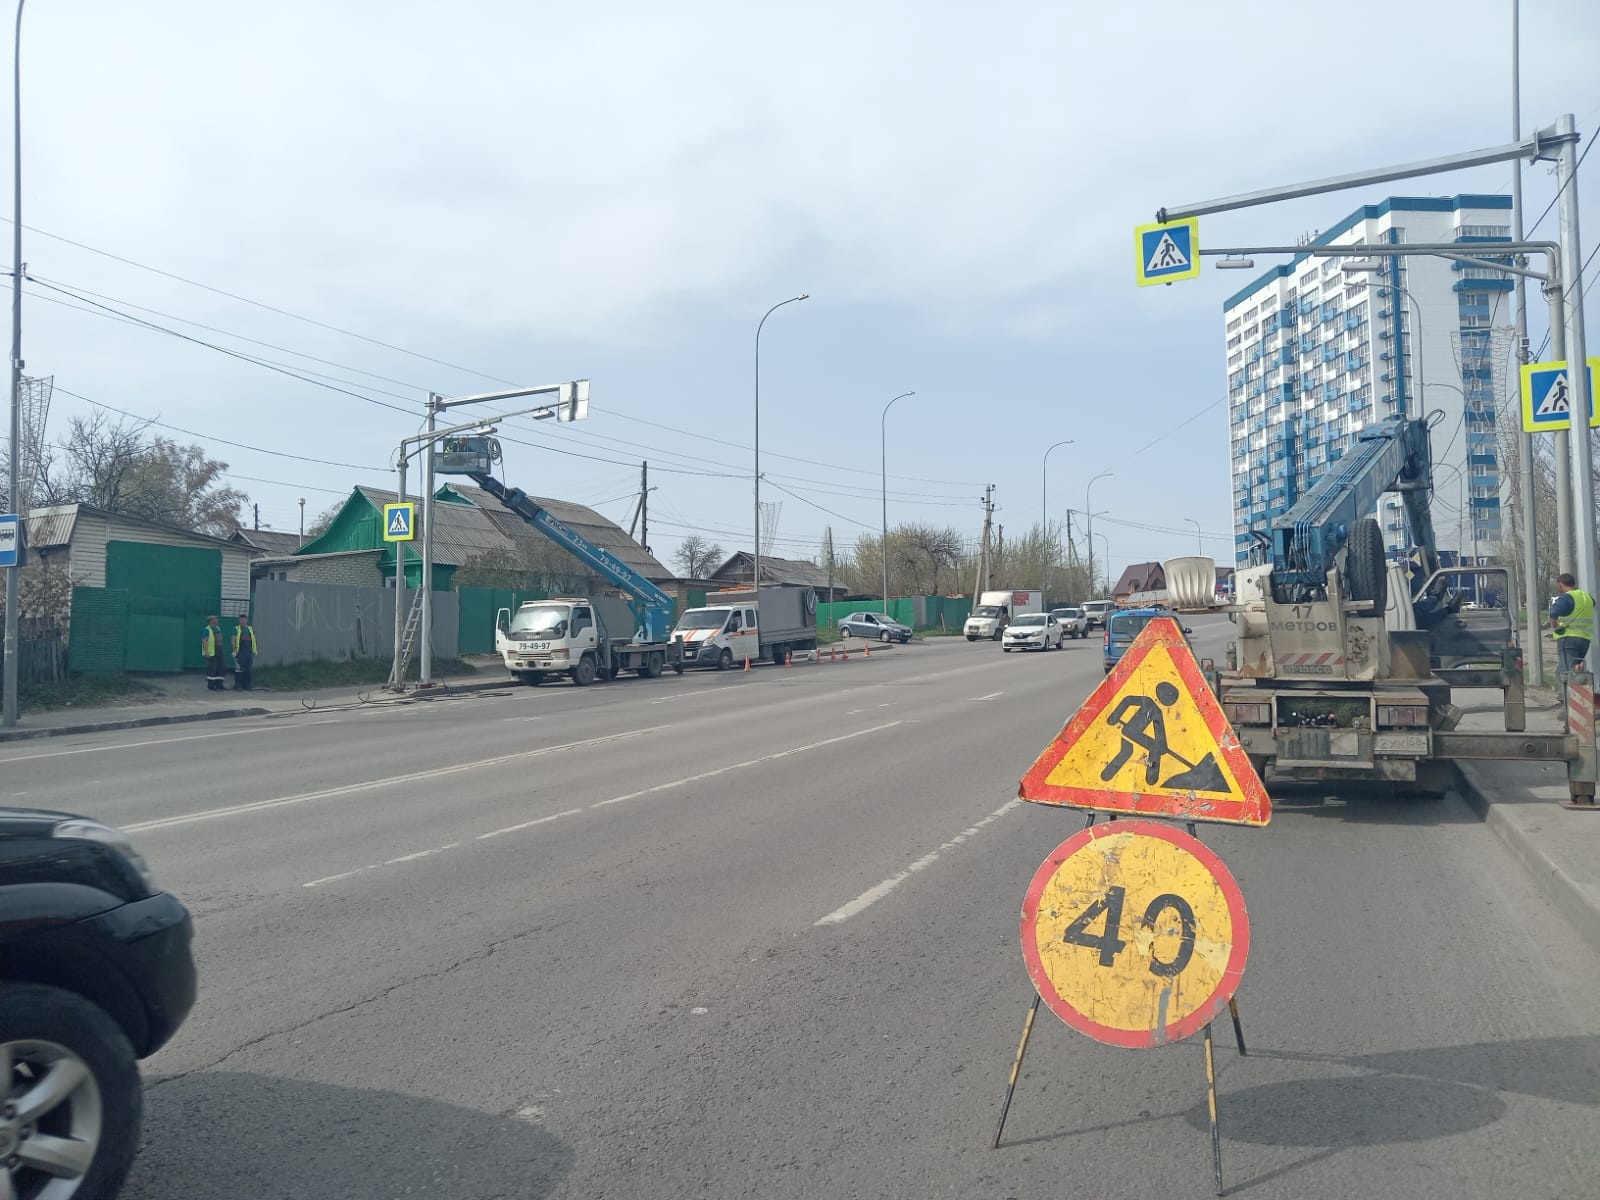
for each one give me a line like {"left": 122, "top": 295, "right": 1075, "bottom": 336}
{"left": 8, "top": 617, "right": 1598, "bottom": 1199}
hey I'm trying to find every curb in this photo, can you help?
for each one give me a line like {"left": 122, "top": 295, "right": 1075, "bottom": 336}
{"left": 1452, "top": 760, "right": 1600, "bottom": 957}
{"left": 0, "top": 707, "right": 272, "bottom": 744}
{"left": 0, "top": 675, "right": 512, "bottom": 744}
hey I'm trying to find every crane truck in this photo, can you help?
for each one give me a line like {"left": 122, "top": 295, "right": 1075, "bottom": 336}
{"left": 1208, "top": 414, "right": 1575, "bottom": 794}
{"left": 473, "top": 472, "right": 685, "bottom": 687}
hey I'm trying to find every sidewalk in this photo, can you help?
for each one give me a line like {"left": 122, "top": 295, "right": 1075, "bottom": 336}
{"left": 1450, "top": 685, "right": 1600, "bottom": 955}
{"left": 0, "top": 659, "right": 513, "bottom": 744}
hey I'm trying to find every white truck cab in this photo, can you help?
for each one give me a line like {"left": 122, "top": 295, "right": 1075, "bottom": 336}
{"left": 965, "top": 589, "right": 1041, "bottom": 641}
{"left": 674, "top": 602, "right": 761, "bottom": 671}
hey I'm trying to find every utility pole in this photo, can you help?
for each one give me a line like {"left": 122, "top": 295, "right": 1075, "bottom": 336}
{"left": 253, "top": 503, "right": 260, "bottom": 532}
{"left": 640, "top": 460, "right": 649, "bottom": 553}
{"left": 1509, "top": 0, "right": 1543, "bottom": 683}
{"left": 979, "top": 486, "right": 992, "bottom": 598}
{"left": 3, "top": 0, "right": 27, "bottom": 728}
{"left": 298, "top": 498, "right": 306, "bottom": 546}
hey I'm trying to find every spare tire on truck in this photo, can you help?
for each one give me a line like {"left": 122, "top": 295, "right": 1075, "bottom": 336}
{"left": 1344, "top": 517, "right": 1388, "bottom": 615}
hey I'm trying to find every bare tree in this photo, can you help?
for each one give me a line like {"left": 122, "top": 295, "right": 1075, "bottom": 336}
{"left": 672, "top": 534, "right": 723, "bottom": 579}
{"left": 31, "top": 412, "right": 247, "bottom": 535}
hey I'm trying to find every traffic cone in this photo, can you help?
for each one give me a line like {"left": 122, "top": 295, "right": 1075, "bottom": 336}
{"left": 830, "top": 646, "right": 836, "bottom": 662}
{"left": 744, "top": 656, "right": 751, "bottom": 671}
{"left": 863, "top": 642, "right": 870, "bottom": 658}
{"left": 785, "top": 650, "right": 792, "bottom": 667}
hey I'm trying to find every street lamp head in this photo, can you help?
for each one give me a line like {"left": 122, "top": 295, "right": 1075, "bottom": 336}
{"left": 798, "top": 293, "right": 810, "bottom": 301}
{"left": 1342, "top": 259, "right": 1382, "bottom": 274}
{"left": 1216, "top": 257, "right": 1256, "bottom": 270}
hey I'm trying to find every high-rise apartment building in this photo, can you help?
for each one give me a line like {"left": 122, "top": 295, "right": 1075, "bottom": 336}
{"left": 1224, "top": 195, "right": 1515, "bottom": 565}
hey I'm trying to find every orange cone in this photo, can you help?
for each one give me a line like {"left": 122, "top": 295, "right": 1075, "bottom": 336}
{"left": 786, "top": 650, "right": 792, "bottom": 667}
{"left": 864, "top": 642, "right": 870, "bottom": 658}
{"left": 744, "top": 656, "right": 751, "bottom": 671}
{"left": 830, "top": 646, "right": 836, "bottom": 662}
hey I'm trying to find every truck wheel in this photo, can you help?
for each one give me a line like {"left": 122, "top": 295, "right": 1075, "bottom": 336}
{"left": 571, "top": 655, "right": 597, "bottom": 686}
{"left": 966, "top": 635, "right": 977, "bottom": 642}
{"left": 642, "top": 652, "right": 664, "bottom": 679}
{"left": 0, "top": 983, "right": 143, "bottom": 1200}
{"left": 992, "top": 629, "right": 1003, "bottom": 642}
{"left": 771, "top": 644, "right": 786, "bottom": 666}
{"left": 717, "top": 648, "right": 734, "bottom": 672}
{"left": 1345, "top": 517, "right": 1388, "bottom": 614}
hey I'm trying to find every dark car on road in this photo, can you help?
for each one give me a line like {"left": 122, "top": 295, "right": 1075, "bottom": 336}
{"left": 0, "top": 808, "right": 196, "bottom": 1200}
{"left": 836, "top": 612, "right": 913, "bottom": 643}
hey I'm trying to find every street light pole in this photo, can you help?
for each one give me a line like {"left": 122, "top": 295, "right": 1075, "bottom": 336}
{"left": 1185, "top": 518, "right": 1203, "bottom": 554}
{"left": 880, "top": 390, "right": 915, "bottom": 618}
{"left": 1040, "top": 439, "right": 1073, "bottom": 602}
{"left": 1085, "top": 471, "right": 1112, "bottom": 597}
{"left": 3, "top": 0, "right": 24, "bottom": 728}
{"left": 753, "top": 294, "right": 808, "bottom": 592}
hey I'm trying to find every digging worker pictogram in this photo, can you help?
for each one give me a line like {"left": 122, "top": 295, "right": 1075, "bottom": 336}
{"left": 1100, "top": 681, "right": 1227, "bottom": 792}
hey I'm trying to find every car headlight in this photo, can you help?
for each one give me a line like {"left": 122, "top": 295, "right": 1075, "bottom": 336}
{"left": 53, "top": 817, "right": 157, "bottom": 891}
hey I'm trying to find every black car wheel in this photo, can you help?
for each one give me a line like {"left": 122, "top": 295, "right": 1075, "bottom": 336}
{"left": 0, "top": 983, "right": 142, "bottom": 1200}
{"left": 717, "top": 648, "right": 734, "bottom": 672}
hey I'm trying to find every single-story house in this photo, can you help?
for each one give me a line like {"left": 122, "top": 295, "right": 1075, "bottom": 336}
{"left": 27, "top": 503, "right": 256, "bottom": 617}
{"left": 1112, "top": 561, "right": 1167, "bottom": 604}
{"left": 229, "top": 527, "right": 305, "bottom": 557}
{"left": 292, "top": 483, "right": 672, "bottom": 592}
{"left": 709, "top": 551, "right": 849, "bottom": 600}
{"left": 251, "top": 548, "right": 387, "bottom": 588}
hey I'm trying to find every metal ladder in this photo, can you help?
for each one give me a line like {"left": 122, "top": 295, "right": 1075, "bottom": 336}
{"left": 388, "top": 589, "right": 426, "bottom": 688}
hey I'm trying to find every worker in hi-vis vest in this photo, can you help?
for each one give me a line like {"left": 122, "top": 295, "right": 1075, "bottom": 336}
{"left": 1549, "top": 572, "right": 1594, "bottom": 691}
{"left": 201, "top": 616, "right": 226, "bottom": 691}
{"left": 232, "top": 615, "right": 259, "bottom": 692}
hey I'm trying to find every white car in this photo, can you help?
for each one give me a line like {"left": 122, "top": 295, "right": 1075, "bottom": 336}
{"left": 1002, "top": 612, "right": 1065, "bottom": 652}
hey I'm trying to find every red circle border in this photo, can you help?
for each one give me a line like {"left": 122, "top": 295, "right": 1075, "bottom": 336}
{"left": 1019, "top": 819, "right": 1250, "bottom": 1049}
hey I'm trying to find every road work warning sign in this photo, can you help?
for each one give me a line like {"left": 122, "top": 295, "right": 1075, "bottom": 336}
{"left": 1021, "top": 820, "right": 1249, "bottom": 1048}
{"left": 1019, "top": 617, "right": 1269, "bottom": 826}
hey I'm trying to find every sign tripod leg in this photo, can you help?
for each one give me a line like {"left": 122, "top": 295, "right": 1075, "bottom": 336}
{"left": 991, "top": 993, "right": 1040, "bottom": 1150}
{"left": 992, "top": 811, "right": 1100, "bottom": 1150}
{"left": 1204, "top": 1021, "right": 1224, "bottom": 1196}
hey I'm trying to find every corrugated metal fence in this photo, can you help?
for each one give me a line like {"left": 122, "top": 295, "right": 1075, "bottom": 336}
{"left": 813, "top": 596, "right": 972, "bottom": 631}
{"left": 251, "top": 580, "right": 459, "bottom": 667}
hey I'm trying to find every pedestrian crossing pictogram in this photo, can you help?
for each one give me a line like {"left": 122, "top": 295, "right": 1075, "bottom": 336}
{"left": 1134, "top": 218, "right": 1201, "bottom": 287}
{"left": 383, "top": 502, "right": 416, "bottom": 542}
{"left": 1520, "top": 358, "right": 1600, "bottom": 433}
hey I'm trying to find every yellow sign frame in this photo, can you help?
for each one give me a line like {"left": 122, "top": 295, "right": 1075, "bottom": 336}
{"left": 1134, "top": 217, "right": 1201, "bottom": 287}
{"left": 382, "top": 502, "right": 416, "bottom": 543}
{"left": 1520, "top": 357, "right": 1600, "bottom": 433}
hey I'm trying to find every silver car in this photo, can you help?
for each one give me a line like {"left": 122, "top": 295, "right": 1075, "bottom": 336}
{"left": 837, "top": 611, "right": 913, "bottom": 643}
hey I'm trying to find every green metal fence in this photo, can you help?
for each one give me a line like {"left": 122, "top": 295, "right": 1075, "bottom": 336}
{"left": 456, "top": 587, "right": 549, "bottom": 654}
{"left": 68, "top": 587, "right": 130, "bottom": 676}
{"left": 815, "top": 596, "right": 971, "bottom": 631}
{"left": 105, "top": 542, "right": 221, "bottom": 672}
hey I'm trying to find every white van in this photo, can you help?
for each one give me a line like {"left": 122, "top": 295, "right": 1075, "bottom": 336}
{"left": 964, "top": 590, "right": 1042, "bottom": 641}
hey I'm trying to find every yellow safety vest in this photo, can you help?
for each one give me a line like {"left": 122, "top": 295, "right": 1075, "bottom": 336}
{"left": 232, "top": 625, "right": 258, "bottom": 655}
{"left": 1555, "top": 589, "right": 1594, "bottom": 640}
{"left": 201, "top": 628, "right": 220, "bottom": 657}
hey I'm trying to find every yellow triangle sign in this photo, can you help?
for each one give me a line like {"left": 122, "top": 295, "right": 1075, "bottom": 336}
{"left": 1019, "top": 617, "right": 1270, "bottom": 826}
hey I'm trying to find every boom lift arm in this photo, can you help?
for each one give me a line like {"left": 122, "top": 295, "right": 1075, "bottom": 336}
{"left": 1266, "top": 416, "right": 1438, "bottom": 605}
{"left": 468, "top": 472, "right": 676, "bottom": 642}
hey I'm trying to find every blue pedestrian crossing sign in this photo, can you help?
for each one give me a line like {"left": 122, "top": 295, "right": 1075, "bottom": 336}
{"left": 1134, "top": 217, "right": 1201, "bottom": 287}
{"left": 1520, "top": 358, "right": 1600, "bottom": 433}
{"left": 382, "top": 502, "right": 416, "bottom": 542}
{"left": 0, "top": 514, "right": 18, "bottom": 567}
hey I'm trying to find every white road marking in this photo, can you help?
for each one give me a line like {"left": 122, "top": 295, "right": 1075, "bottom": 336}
{"left": 814, "top": 798, "right": 1023, "bottom": 926}
{"left": 126, "top": 726, "right": 668, "bottom": 834}
{"left": 589, "top": 723, "right": 903, "bottom": 809}
{"left": 0, "top": 721, "right": 307, "bottom": 765}
{"left": 476, "top": 808, "right": 584, "bottom": 840}
{"left": 297, "top": 723, "right": 904, "bottom": 889}
{"left": 968, "top": 691, "right": 1005, "bottom": 702}
{"left": 502, "top": 715, "right": 544, "bottom": 723}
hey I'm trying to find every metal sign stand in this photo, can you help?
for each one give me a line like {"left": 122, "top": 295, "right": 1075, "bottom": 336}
{"left": 992, "top": 811, "right": 1249, "bottom": 1197}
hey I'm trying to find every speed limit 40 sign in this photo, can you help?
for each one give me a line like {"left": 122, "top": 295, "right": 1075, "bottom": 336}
{"left": 1021, "top": 820, "right": 1249, "bottom": 1049}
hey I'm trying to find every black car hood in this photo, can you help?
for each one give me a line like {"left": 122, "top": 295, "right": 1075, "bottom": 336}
{"left": 0, "top": 807, "right": 82, "bottom": 837}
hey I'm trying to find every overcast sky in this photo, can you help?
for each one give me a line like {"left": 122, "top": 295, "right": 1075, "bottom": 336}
{"left": 9, "top": 0, "right": 1599, "bottom": 575}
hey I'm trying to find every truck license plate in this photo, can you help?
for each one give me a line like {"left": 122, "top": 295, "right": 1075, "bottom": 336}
{"left": 1374, "top": 732, "right": 1429, "bottom": 754}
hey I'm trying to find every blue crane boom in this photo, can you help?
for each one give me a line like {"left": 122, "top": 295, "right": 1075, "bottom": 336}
{"left": 467, "top": 472, "right": 676, "bottom": 642}
{"left": 1267, "top": 415, "right": 1438, "bottom": 600}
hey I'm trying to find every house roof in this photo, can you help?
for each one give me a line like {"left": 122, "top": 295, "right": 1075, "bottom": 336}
{"left": 253, "top": 548, "right": 382, "bottom": 567}
{"left": 25, "top": 503, "right": 253, "bottom": 553}
{"left": 1113, "top": 561, "right": 1166, "bottom": 596}
{"left": 439, "top": 483, "right": 672, "bottom": 582}
{"left": 334, "top": 484, "right": 672, "bottom": 581}
{"left": 230, "top": 528, "right": 304, "bottom": 556}
{"left": 712, "top": 551, "right": 837, "bottom": 590}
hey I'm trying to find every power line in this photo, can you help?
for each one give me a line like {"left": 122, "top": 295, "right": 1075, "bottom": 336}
{"left": 52, "top": 386, "right": 389, "bottom": 473}
{"left": 0, "top": 215, "right": 518, "bottom": 387}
